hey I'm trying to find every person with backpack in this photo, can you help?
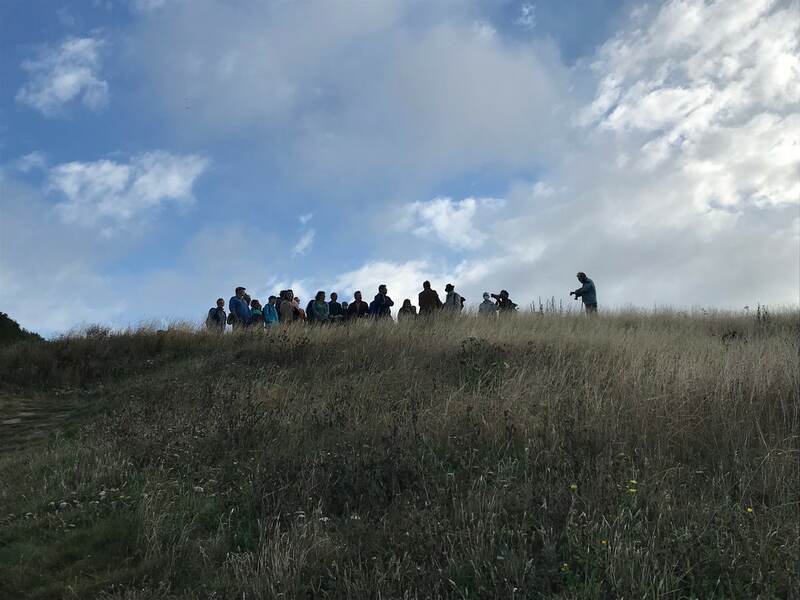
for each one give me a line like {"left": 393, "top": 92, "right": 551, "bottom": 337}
{"left": 370, "top": 284, "right": 394, "bottom": 319}
{"left": 443, "top": 283, "right": 464, "bottom": 313}
{"left": 492, "top": 290, "right": 518, "bottom": 315}
{"left": 418, "top": 280, "right": 443, "bottom": 316}
{"left": 229, "top": 286, "right": 252, "bottom": 330}
{"left": 206, "top": 298, "right": 227, "bottom": 332}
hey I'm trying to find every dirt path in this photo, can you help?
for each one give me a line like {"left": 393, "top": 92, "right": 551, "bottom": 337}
{"left": 0, "top": 394, "right": 89, "bottom": 454}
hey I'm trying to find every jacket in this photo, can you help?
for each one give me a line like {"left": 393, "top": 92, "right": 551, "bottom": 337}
{"left": 573, "top": 278, "right": 597, "bottom": 305}
{"left": 328, "top": 301, "right": 344, "bottom": 318}
{"left": 347, "top": 300, "right": 370, "bottom": 319}
{"left": 206, "top": 307, "right": 226, "bottom": 329}
{"left": 478, "top": 300, "right": 497, "bottom": 316}
{"left": 263, "top": 304, "right": 279, "bottom": 325}
{"left": 370, "top": 293, "right": 394, "bottom": 318}
{"left": 418, "top": 288, "right": 443, "bottom": 314}
{"left": 280, "top": 299, "right": 295, "bottom": 322}
{"left": 229, "top": 296, "right": 252, "bottom": 325}
{"left": 311, "top": 300, "right": 330, "bottom": 322}
{"left": 443, "top": 291, "right": 463, "bottom": 312}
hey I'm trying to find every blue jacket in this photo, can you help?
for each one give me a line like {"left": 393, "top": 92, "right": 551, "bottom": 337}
{"left": 229, "top": 296, "right": 252, "bottom": 324}
{"left": 573, "top": 278, "right": 597, "bottom": 305}
{"left": 263, "top": 304, "right": 279, "bottom": 325}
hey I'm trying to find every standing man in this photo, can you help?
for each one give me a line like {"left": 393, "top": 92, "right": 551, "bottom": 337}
{"left": 229, "top": 286, "right": 252, "bottom": 330}
{"left": 418, "top": 280, "right": 443, "bottom": 316}
{"left": 370, "top": 284, "right": 394, "bottom": 319}
{"left": 492, "top": 290, "right": 518, "bottom": 315}
{"left": 347, "top": 291, "right": 370, "bottom": 319}
{"left": 443, "top": 284, "right": 463, "bottom": 313}
{"left": 206, "top": 298, "right": 227, "bottom": 331}
{"left": 570, "top": 272, "right": 597, "bottom": 313}
{"left": 478, "top": 293, "right": 497, "bottom": 317}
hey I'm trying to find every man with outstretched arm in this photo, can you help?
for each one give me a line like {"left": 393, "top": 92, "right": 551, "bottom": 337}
{"left": 570, "top": 272, "right": 598, "bottom": 314}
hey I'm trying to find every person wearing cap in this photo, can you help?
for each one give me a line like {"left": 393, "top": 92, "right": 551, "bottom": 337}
{"left": 229, "top": 286, "right": 252, "bottom": 329}
{"left": 478, "top": 293, "right": 498, "bottom": 317}
{"left": 491, "top": 290, "right": 518, "bottom": 314}
{"left": 418, "top": 280, "right": 443, "bottom": 315}
{"left": 570, "top": 272, "right": 597, "bottom": 313}
{"left": 443, "top": 283, "right": 464, "bottom": 313}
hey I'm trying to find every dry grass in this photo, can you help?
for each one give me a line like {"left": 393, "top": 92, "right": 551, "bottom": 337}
{"left": 0, "top": 309, "right": 798, "bottom": 599}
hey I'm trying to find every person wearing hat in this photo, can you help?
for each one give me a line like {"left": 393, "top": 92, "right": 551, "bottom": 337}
{"left": 229, "top": 286, "right": 252, "bottom": 330}
{"left": 478, "top": 292, "right": 498, "bottom": 317}
{"left": 443, "top": 283, "right": 464, "bottom": 313}
{"left": 491, "top": 290, "right": 518, "bottom": 314}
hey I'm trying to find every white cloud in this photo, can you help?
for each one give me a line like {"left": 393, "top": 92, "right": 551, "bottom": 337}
{"left": 299, "top": 213, "right": 314, "bottom": 225}
{"left": 516, "top": 4, "right": 537, "bottom": 30}
{"left": 16, "top": 37, "right": 109, "bottom": 116}
{"left": 291, "top": 229, "right": 316, "bottom": 257}
{"left": 48, "top": 151, "right": 209, "bottom": 231}
{"left": 400, "top": 196, "right": 504, "bottom": 250}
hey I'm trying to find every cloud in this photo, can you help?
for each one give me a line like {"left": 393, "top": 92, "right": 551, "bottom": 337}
{"left": 516, "top": 4, "right": 537, "bottom": 30}
{"left": 299, "top": 213, "right": 314, "bottom": 225}
{"left": 399, "top": 196, "right": 504, "bottom": 250}
{"left": 291, "top": 229, "right": 316, "bottom": 257}
{"left": 47, "top": 151, "right": 209, "bottom": 232}
{"left": 16, "top": 37, "right": 109, "bottom": 116}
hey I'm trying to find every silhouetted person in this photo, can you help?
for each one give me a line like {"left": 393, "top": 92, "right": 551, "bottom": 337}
{"left": 418, "top": 280, "right": 443, "bottom": 315}
{"left": 443, "top": 283, "right": 464, "bottom": 313}
{"left": 398, "top": 299, "right": 417, "bottom": 321}
{"left": 370, "top": 284, "right": 394, "bottom": 318}
{"left": 328, "top": 292, "right": 344, "bottom": 322}
{"left": 347, "top": 291, "right": 370, "bottom": 319}
{"left": 492, "top": 290, "right": 517, "bottom": 315}
{"left": 229, "top": 286, "right": 252, "bottom": 329}
{"left": 206, "top": 298, "right": 227, "bottom": 331}
{"left": 478, "top": 293, "right": 497, "bottom": 317}
{"left": 280, "top": 290, "right": 295, "bottom": 323}
{"left": 340, "top": 301, "right": 350, "bottom": 319}
{"left": 570, "top": 272, "right": 597, "bottom": 313}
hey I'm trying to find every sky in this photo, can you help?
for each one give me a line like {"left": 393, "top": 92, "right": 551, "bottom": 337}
{"left": 0, "top": 0, "right": 798, "bottom": 335}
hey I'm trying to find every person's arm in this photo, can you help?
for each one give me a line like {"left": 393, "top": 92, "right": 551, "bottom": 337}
{"left": 434, "top": 293, "right": 443, "bottom": 308}
{"left": 386, "top": 296, "right": 394, "bottom": 307}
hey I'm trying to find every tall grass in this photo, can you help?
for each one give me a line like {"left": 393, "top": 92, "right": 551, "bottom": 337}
{"left": 0, "top": 309, "right": 798, "bottom": 599}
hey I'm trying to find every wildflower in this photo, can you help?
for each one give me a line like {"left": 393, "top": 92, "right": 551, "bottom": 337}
{"left": 569, "top": 484, "right": 578, "bottom": 492}
{"left": 626, "top": 487, "right": 637, "bottom": 494}
{"left": 600, "top": 539, "right": 608, "bottom": 545}
{"left": 560, "top": 562, "right": 569, "bottom": 572}
{"left": 746, "top": 507, "right": 754, "bottom": 513}
{"left": 629, "top": 479, "right": 637, "bottom": 485}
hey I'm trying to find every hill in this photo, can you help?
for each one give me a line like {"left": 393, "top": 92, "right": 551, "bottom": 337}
{"left": 0, "top": 311, "right": 42, "bottom": 345}
{"left": 0, "top": 311, "right": 798, "bottom": 599}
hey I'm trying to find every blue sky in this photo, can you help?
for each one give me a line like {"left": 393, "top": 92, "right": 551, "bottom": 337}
{"left": 1, "top": 0, "right": 798, "bottom": 335}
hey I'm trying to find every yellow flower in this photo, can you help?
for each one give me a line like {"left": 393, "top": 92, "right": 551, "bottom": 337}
{"left": 600, "top": 539, "right": 608, "bottom": 545}
{"left": 629, "top": 479, "right": 637, "bottom": 485}
{"left": 626, "top": 487, "right": 637, "bottom": 494}
{"left": 569, "top": 484, "right": 578, "bottom": 491}
{"left": 746, "top": 507, "right": 753, "bottom": 513}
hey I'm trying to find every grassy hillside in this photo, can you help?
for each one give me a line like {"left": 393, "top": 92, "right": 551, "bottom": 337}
{"left": 0, "top": 310, "right": 797, "bottom": 599}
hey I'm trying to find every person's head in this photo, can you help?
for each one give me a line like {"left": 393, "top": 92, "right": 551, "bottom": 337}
{"left": 268, "top": 295, "right": 277, "bottom": 305}
{"left": 235, "top": 286, "right": 246, "bottom": 298}
{"left": 500, "top": 290, "right": 509, "bottom": 299}
{"left": 330, "top": 292, "right": 338, "bottom": 302}
{"left": 423, "top": 280, "right": 431, "bottom": 289}
{"left": 287, "top": 289, "right": 294, "bottom": 299}
{"left": 251, "top": 299, "right": 261, "bottom": 309}
{"left": 576, "top": 272, "right": 587, "bottom": 283}
{"left": 316, "top": 291, "right": 325, "bottom": 302}
{"left": 482, "top": 292, "right": 490, "bottom": 301}
{"left": 354, "top": 291, "right": 362, "bottom": 301}
{"left": 445, "top": 283, "right": 454, "bottom": 292}
{"left": 341, "top": 301, "right": 349, "bottom": 310}
{"left": 216, "top": 298, "right": 225, "bottom": 308}
{"left": 378, "top": 284, "right": 387, "bottom": 294}
{"left": 402, "top": 298, "right": 412, "bottom": 308}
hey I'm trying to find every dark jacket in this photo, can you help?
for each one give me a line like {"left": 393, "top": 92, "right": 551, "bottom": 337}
{"left": 418, "top": 288, "right": 443, "bottom": 314}
{"left": 370, "top": 294, "right": 394, "bottom": 318}
{"left": 573, "top": 278, "right": 597, "bottom": 305}
{"left": 347, "top": 300, "right": 370, "bottom": 319}
{"left": 328, "top": 300, "right": 344, "bottom": 319}
{"left": 398, "top": 305, "right": 417, "bottom": 321}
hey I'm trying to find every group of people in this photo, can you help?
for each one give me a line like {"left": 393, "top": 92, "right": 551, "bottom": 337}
{"left": 205, "top": 273, "right": 597, "bottom": 331}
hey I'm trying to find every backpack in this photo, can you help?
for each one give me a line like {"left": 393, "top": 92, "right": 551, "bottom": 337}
{"left": 227, "top": 310, "right": 237, "bottom": 325}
